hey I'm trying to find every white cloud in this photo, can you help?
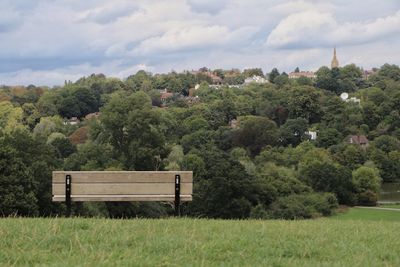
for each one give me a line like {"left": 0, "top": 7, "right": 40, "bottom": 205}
{"left": 133, "top": 25, "right": 258, "bottom": 55}
{"left": 0, "top": 0, "right": 399, "bottom": 85}
{"left": 0, "top": 61, "right": 151, "bottom": 86}
{"left": 266, "top": 9, "right": 400, "bottom": 48}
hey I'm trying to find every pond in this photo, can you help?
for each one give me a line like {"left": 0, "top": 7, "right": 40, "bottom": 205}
{"left": 379, "top": 183, "right": 400, "bottom": 203}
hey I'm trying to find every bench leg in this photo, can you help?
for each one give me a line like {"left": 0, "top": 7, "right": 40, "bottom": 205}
{"left": 174, "top": 174, "right": 180, "bottom": 216}
{"left": 66, "top": 174, "right": 71, "bottom": 217}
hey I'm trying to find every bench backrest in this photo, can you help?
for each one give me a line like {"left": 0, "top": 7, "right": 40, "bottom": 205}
{"left": 52, "top": 171, "right": 193, "bottom": 202}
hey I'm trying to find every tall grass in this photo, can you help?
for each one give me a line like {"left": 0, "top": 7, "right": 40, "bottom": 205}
{"left": 1, "top": 217, "right": 400, "bottom": 266}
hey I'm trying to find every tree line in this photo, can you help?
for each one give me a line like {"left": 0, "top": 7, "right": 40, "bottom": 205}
{"left": 1, "top": 63, "right": 400, "bottom": 219}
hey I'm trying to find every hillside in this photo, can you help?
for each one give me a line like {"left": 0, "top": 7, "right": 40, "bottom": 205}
{"left": 1, "top": 217, "right": 399, "bottom": 266}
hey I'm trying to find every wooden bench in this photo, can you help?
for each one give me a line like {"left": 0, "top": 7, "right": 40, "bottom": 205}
{"left": 52, "top": 171, "right": 193, "bottom": 216}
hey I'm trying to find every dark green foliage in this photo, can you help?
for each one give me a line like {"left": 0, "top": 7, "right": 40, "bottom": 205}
{"left": 0, "top": 147, "right": 38, "bottom": 216}
{"left": 0, "top": 129, "right": 60, "bottom": 216}
{"left": 243, "top": 68, "right": 264, "bottom": 78}
{"left": 188, "top": 147, "right": 259, "bottom": 219}
{"left": 1, "top": 63, "right": 400, "bottom": 218}
{"left": 101, "top": 92, "right": 168, "bottom": 170}
{"left": 317, "top": 128, "right": 342, "bottom": 148}
{"left": 287, "top": 86, "right": 322, "bottom": 123}
{"left": 279, "top": 118, "right": 309, "bottom": 146}
{"left": 268, "top": 193, "right": 338, "bottom": 219}
{"left": 268, "top": 68, "right": 280, "bottom": 83}
{"left": 50, "top": 137, "right": 76, "bottom": 158}
{"left": 300, "top": 158, "right": 354, "bottom": 204}
{"left": 234, "top": 116, "right": 278, "bottom": 156}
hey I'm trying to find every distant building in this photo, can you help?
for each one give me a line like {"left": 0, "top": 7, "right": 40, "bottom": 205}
{"left": 347, "top": 135, "right": 369, "bottom": 148}
{"left": 229, "top": 119, "right": 238, "bottom": 129}
{"left": 160, "top": 89, "right": 174, "bottom": 103}
{"left": 191, "top": 69, "right": 222, "bottom": 84}
{"left": 64, "top": 117, "right": 80, "bottom": 125}
{"left": 331, "top": 47, "right": 339, "bottom": 69}
{"left": 363, "top": 69, "right": 377, "bottom": 80}
{"left": 306, "top": 131, "right": 317, "bottom": 141}
{"left": 209, "top": 73, "right": 223, "bottom": 84}
{"left": 183, "top": 96, "right": 200, "bottom": 106}
{"left": 346, "top": 97, "right": 361, "bottom": 104}
{"left": 244, "top": 75, "right": 269, "bottom": 84}
{"left": 85, "top": 112, "right": 101, "bottom": 120}
{"left": 288, "top": 71, "right": 316, "bottom": 79}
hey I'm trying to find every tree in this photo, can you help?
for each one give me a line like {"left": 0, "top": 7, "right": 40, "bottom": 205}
{"left": 188, "top": 147, "right": 260, "bottom": 219}
{"left": 243, "top": 68, "right": 264, "bottom": 78}
{"left": 125, "top": 70, "right": 154, "bottom": 91}
{"left": 235, "top": 116, "right": 279, "bottom": 156}
{"left": 101, "top": 91, "right": 169, "bottom": 170}
{"left": 273, "top": 74, "right": 289, "bottom": 88}
{"left": 0, "top": 128, "right": 60, "bottom": 216}
{"left": 0, "top": 144, "right": 38, "bottom": 216}
{"left": 279, "top": 118, "right": 309, "bottom": 146}
{"left": 352, "top": 166, "right": 381, "bottom": 205}
{"left": 287, "top": 86, "right": 322, "bottom": 123}
{"left": 48, "top": 134, "right": 76, "bottom": 158}
{"left": 0, "top": 101, "right": 25, "bottom": 133}
{"left": 340, "top": 64, "right": 363, "bottom": 80}
{"left": 316, "top": 66, "right": 340, "bottom": 93}
{"left": 297, "top": 76, "right": 313, "bottom": 86}
{"left": 378, "top": 64, "right": 400, "bottom": 81}
{"left": 268, "top": 68, "right": 280, "bottom": 83}
{"left": 299, "top": 150, "right": 354, "bottom": 204}
{"left": 316, "top": 128, "right": 342, "bottom": 148}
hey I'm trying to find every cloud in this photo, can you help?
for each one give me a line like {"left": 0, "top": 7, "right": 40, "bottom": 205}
{"left": 132, "top": 25, "right": 258, "bottom": 55}
{"left": 0, "top": 61, "right": 151, "bottom": 86}
{"left": 187, "top": 0, "right": 230, "bottom": 14}
{"left": 81, "top": 3, "right": 138, "bottom": 24}
{"left": 0, "top": 0, "right": 399, "bottom": 85}
{"left": 266, "top": 9, "right": 400, "bottom": 48}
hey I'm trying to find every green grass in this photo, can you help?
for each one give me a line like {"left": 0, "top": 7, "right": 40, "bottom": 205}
{"left": 333, "top": 207, "right": 400, "bottom": 222}
{"left": 1, "top": 218, "right": 400, "bottom": 266}
{"left": 379, "top": 204, "right": 400, "bottom": 209}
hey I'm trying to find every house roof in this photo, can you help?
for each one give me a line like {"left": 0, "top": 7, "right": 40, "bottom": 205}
{"left": 348, "top": 135, "right": 369, "bottom": 144}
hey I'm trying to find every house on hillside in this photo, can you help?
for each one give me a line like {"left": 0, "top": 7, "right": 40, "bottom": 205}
{"left": 191, "top": 69, "right": 223, "bottom": 84}
{"left": 160, "top": 89, "right": 174, "bottom": 103}
{"left": 85, "top": 112, "right": 101, "bottom": 120}
{"left": 63, "top": 117, "right": 80, "bottom": 125}
{"left": 244, "top": 75, "right": 269, "bottom": 84}
{"left": 347, "top": 135, "right": 369, "bottom": 148}
{"left": 288, "top": 71, "right": 316, "bottom": 79}
{"left": 306, "top": 130, "right": 317, "bottom": 141}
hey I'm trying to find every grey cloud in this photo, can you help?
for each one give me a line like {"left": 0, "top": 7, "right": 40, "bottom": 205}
{"left": 0, "top": 0, "right": 399, "bottom": 86}
{"left": 187, "top": 0, "right": 230, "bottom": 14}
{"left": 266, "top": 10, "right": 400, "bottom": 49}
{"left": 83, "top": 4, "right": 138, "bottom": 24}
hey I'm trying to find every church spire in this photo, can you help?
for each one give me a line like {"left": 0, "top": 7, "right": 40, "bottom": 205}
{"left": 331, "top": 47, "right": 339, "bottom": 69}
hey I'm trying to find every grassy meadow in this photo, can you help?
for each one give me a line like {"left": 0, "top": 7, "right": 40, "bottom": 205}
{"left": 1, "top": 214, "right": 400, "bottom": 266}
{"left": 333, "top": 207, "right": 400, "bottom": 222}
{"left": 379, "top": 204, "right": 400, "bottom": 209}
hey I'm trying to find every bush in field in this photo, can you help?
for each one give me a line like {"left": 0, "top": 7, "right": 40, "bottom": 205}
{"left": 352, "top": 166, "right": 381, "bottom": 206}
{"left": 268, "top": 193, "right": 338, "bottom": 219}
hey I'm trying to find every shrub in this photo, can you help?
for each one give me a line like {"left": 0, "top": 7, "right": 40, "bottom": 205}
{"left": 357, "top": 190, "right": 378, "bottom": 206}
{"left": 268, "top": 193, "right": 338, "bottom": 220}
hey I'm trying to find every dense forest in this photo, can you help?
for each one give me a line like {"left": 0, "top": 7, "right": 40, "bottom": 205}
{"left": 1, "top": 63, "right": 400, "bottom": 219}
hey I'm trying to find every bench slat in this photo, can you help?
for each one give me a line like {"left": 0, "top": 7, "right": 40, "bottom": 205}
{"left": 53, "top": 171, "right": 193, "bottom": 183}
{"left": 52, "top": 194, "right": 193, "bottom": 202}
{"left": 52, "top": 183, "right": 193, "bottom": 195}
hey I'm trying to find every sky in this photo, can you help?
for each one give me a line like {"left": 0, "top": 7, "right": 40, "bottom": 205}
{"left": 0, "top": 0, "right": 399, "bottom": 86}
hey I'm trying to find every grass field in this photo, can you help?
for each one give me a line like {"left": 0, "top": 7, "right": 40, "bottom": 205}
{"left": 333, "top": 207, "right": 400, "bottom": 222}
{"left": 1, "top": 217, "right": 400, "bottom": 266}
{"left": 379, "top": 204, "right": 400, "bottom": 209}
